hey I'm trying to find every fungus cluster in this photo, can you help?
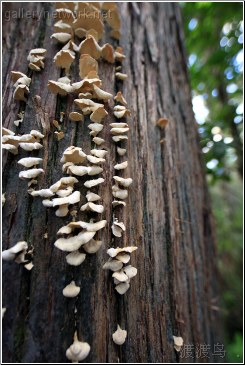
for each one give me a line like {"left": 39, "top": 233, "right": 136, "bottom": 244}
{"left": 27, "top": 48, "right": 47, "bottom": 72}
{"left": 2, "top": 241, "right": 34, "bottom": 270}
{"left": 103, "top": 247, "right": 137, "bottom": 295}
{"left": 3, "top": 2, "right": 138, "bottom": 360}
{"left": 2, "top": 127, "right": 44, "bottom": 158}
{"left": 11, "top": 71, "right": 31, "bottom": 102}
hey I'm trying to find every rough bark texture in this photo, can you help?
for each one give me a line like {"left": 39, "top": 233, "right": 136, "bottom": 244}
{"left": 2, "top": 2, "right": 220, "bottom": 363}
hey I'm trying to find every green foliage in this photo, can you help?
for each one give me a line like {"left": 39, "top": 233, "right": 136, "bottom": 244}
{"left": 182, "top": 2, "right": 243, "bottom": 181}
{"left": 226, "top": 332, "right": 243, "bottom": 363}
{"left": 210, "top": 177, "right": 243, "bottom": 363}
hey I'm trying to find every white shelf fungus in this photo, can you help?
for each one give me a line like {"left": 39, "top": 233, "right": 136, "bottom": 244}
{"left": 66, "top": 251, "right": 86, "bottom": 266}
{"left": 111, "top": 220, "right": 126, "bottom": 238}
{"left": 2, "top": 241, "right": 28, "bottom": 262}
{"left": 115, "top": 282, "right": 130, "bottom": 295}
{"left": 66, "top": 332, "right": 90, "bottom": 363}
{"left": 55, "top": 231, "right": 96, "bottom": 252}
{"left": 63, "top": 281, "right": 80, "bottom": 298}
{"left": 173, "top": 336, "right": 184, "bottom": 352}
{"left": 84, "top": 177, "right": 104, "bottom": 188}
{"left": 19, "top": 168, "right": 44, "bottom": 180}
{"left": 112, "top": 325, "right": 127, "bottom": 345}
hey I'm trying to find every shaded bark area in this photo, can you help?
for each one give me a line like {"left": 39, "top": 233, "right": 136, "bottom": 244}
{"left": 2, "top": 2, "right": 220, "bottom": 363}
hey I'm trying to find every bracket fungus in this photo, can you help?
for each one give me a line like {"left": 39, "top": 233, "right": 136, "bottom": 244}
{"left": 13, "top": 84, "right": 29, "bottom": 102}
{"left": 114, "top": 161, "right": 128, "bottom": 170}
{"left": 81, "top": 202, "right": 104, "bottom": 214}
{"left": 114, "top": 91, "right": 127, "bottom": 106}
{"left": 115, "top": 72, "right": 128, "bottom": 81}
{"left": 19, "top": 168, "right": 44, "bottom": 180}
{"left": 54, "top": 49, "right": 75, "bottom": 75}
{"left": 111, "top": 219, "right": 126, "bottom": 238}
{"left": 84, "top": 177, "right": 104, "bottom": 188}
{"left": 66, "top": 332, "right": 91, "bottom": 363}
{"left": 2, "top": 241, "right": 28, "bottom": 263}
{"left": 63, "top": 280, "right": 80, "bottom": 297}
{"left": 69, "top": 112, "right": 84, "bottom": 122}
{"left": 113, "top": 176, "right": 132, "bottom": 187}
{"left": 18, "top": 157, "right": 43, "bottom": 168}
{"left": 112, "top": 325, "right": 127, "bottom": 345}
{"left": 103, "top": 247, "right": 138, "bottom": 294}
{"left": 156, "top": 117, "right": 169, "bottom": 128}
{"left": 173, "top": 336, "right": 184, "bottom": 352}
{"left": 61, "top": 146, "right": 87, "bottom": 164}
{"left": 113, "top": 105, "right": 131, "bottom": 119}
{"left": 66, "top": 251, "right": 86, "bottom": 266}
{"left": 83, "top": 239, "right": 102, "bottom": 254}
{"left": 27, "top": 48, "right": 47, "bottom": 71}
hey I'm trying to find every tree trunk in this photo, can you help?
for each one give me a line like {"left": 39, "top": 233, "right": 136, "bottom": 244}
{"left": 2, "top": 2, "right": 221, "bottom": 363}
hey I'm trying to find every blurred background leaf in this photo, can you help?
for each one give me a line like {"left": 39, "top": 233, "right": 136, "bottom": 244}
{"left": 181, "top": 2, "right": 243, "bottom": 363}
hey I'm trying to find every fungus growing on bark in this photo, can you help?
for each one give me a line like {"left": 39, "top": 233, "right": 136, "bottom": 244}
{"left": 48, "top": 80, "right": 73, "bottom": 95}
{"left": 19, "top": 142, "right": 43, "bottom": 151}
{"left": 79, "top": 54, "right": 98, "bottom": 79}
{"left": 52, "top": 191, "right": 81, "bottom": 217}
{"left": 66, "top": 251, "right": 86, "bottom": 266}
{"left": 113, "top": 176, "right": 132, "bottom": 187}
{"left": 29, "top": 189, "right": 54, "bottom": 198}
{"left": 112, "top": 270, "right": 128, "bottom": 282}
{"left": 54, "top": 131, "right": 65, "bottom": 141}
{"left": 54, "top": 49, "right": 75, "bottom": 74}
{"left": 115, "top": 72, "right": 128, "bottom": 81}
{"left": 112, "top": 135, "right": 128, "bottom": 143}
{"left": 173, "top": 336, "right": 184, "bottom": 352}
{"left": 112, "top": 325, "right": 127, "bottom": 345}
{"left": 83, "top": 239, "right": 102, "bottom": 254}
{"left": 93, "top": 137, "right": 105, "bottom": 145}
{"left": 51, "top": 32, "right": 72, "bottom": 44}
{"left": 90, "top": 149, "right": 108, "bottom": 158}
{"left": 2, "top": 241, "right": 28, "bottom": 262}
{"left": 112, "top": 200, "right": 126, "bottom": 207}
{"left": 103, "top": 259, "right": 123, "bottom": 272}
{"left": 2, "top": 144, "right": 18, "bottom": 154}
{"left": 84, "top": 177, "right": 104, "bottom": 188}
{"left": 111, "top": 219, "right": 126, "bottom": 238}
{"left": 55, "top": 231, "right": 96, "bottom": 252}
{"left": 69, "top": 112, "right": 84, "bottom": 122}
{"left": 19, "top": 168, "right": 44, "bottom": 180}
{"left": 61, "top": 146, "right": 87, "bottom": 164}
{"left": 81, "top": 202, "right": 104, "bottom": 213}
{"left": 13, "top": 84, "right": 29, "bottom": 102}
{"left": 107, "top": 247, "right": 138, "bottom": 258}
{"left": 88, "top": 123, "right": 104, "bottom": 136}
{"left": 112, "top": 185, "right": 128, "bottom": 200}
{"left": 93, "top": 84, "right": 113, "bottom": 101}
{"left": 66, "top": 331, "right": 91, "bottom": 363}
{"left": 114, "top": 91, "right": 127, "bottom": 106}
{"left": 86, "top": 191, "right": 101, "bottom": 202}
{"left": 115, "top": 282, "right": 130, "bottom": 295}
{"left": 18, "top": 157, "right": 43, "bottom": 168}
{"left": 63, "top": 281, "right": 80, "bottom": 298}
{"left": 114, "top": 161, "right": 128, "bottom": 170}
{"left": 113, "top": 105, "right": 131, "bottom": 119}
{"left": 14, "top": 112, "right": 25, "bottom": 127}
{"left": 156, "top": 117, "right": 169, "bottom": 128}
{"left": 123, "top": 265, "right": 137, "bottom": 279}
{"left": 87, "top": 155, "right": 105, "bottom": 164}
{"left": 11, "top": 71, "right": 31, "bottom": 86}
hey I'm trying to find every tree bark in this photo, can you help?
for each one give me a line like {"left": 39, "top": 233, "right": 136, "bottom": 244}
{"left": 2, "top": 2, "right": 221, "bottom": 363}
